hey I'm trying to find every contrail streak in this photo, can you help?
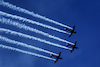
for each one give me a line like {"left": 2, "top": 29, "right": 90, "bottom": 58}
{"left": 0, "top": 0, "right": 73, "bottom": 29}
{"left": 0, "top": 35, "right": 59, "bottom": 55}
{"left": 0, "top": 28, "right": 72, "bottom": 51}
{"left": 0, "top": 44, "right": 55, "bottom": 61}
{"left": 0, "top": 17, "right": 75, "bottom": 46}
{"left": 0, "top": 11, "right": 70, "bottom": 34}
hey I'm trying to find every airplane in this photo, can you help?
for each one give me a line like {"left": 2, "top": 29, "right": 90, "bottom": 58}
{"left": 50, "top": 52, "right": 62, "bottom": 63}
{"left": 66, "top": 41, "right": 78, "bottom": 53}
{"left": 65, "top": 25, "right": 76, "bottom": 37}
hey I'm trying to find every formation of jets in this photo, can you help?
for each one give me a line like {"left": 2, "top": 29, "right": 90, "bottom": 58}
{"left": 50, "top": 25, "right": 78, "bottom": 63}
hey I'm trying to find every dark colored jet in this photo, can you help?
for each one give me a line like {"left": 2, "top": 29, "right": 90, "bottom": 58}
{"left": 50, "top": 52, "right": 62, "bottom": 63}
{"left": 66, "top": 41, "right": 78, "bottom": 53}
{"left": 65, "top": 25, "right": 76, "bottom": 37}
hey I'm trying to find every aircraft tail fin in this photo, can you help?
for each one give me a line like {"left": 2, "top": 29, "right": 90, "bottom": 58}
{"left": 65, "top": 28, "right": 68, "bottom": 31}
{"left": 50, "top": 54, "right": 53, "bottom": 58}
{"left": 66, "top": 43, "right": 69, "bottom": 47}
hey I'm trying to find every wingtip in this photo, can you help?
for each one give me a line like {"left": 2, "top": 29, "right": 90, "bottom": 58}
{"left": 69, "top": 35, "right": 71, "bottom": 37}
{"left": 75, "top": 41, "right": 77, "bottom": 44}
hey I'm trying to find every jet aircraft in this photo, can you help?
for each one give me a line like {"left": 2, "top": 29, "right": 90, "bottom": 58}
{"left": 66, "top": 41, "right": 78, "bottom": 53}
{"left": 65, "top": 25, "right": 76, "bottom": 37}
{"left": 50, "top": 52, "right": 62, "bottom": 63}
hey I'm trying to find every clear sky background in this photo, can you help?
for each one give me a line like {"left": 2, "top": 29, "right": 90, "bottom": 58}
{"left": 0, "top": 0, "right": 100, "bottom": 67}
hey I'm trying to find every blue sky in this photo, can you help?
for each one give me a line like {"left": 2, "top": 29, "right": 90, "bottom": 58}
{"left": 0, "top": 0, "right": 100, "bottom": 67}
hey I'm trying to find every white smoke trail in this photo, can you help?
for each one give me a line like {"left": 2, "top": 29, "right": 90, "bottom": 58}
{"left": 0, "top": 0, "right": 73, "bottom": 29}
{"left": 0, "top": 11, "right": 70, "bottom": 34}
{"left": 0, "top": 28, "right": 72, "bottom": 51}
{"left": 0, "top": 17, "right": 75, "bottom": 46}
{"left": 0, "top": 44, "right": 56, "bottom": 61}
{"left": 0, "top": 35, "right": 59, "bottom": 55}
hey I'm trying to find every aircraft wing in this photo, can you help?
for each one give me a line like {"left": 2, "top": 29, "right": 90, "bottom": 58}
{"left": 73, "top": 25, "right": 75, "bottom": 30}
{"left": 74, "top": 41, "right": 77, "bottom": 47}
{"left": 70, "top": 50, "right": 73, "bottom": 53}
{"left": 70, "top": 49, "right": 74, "bottom": 53}
{"left": 65, "top": 28, "right": 67, "bottom": 31}
{"left": 58, "top": 52, "right": 61, "bottom": 57}
{"left": 69, "top": 33, "right": 72, "bottom": 37}
{"left": 54, "top": 58, "right": 58, "bottom": 63}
